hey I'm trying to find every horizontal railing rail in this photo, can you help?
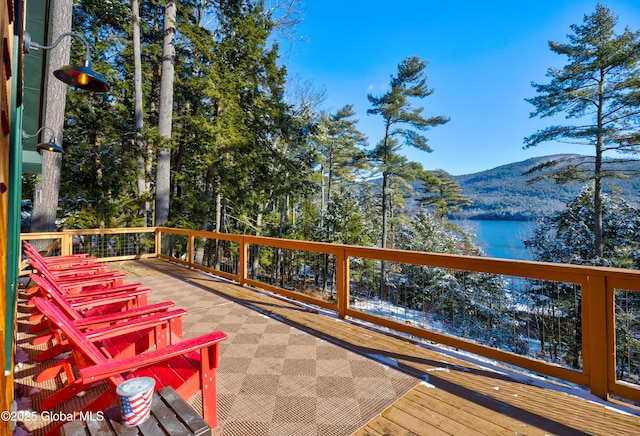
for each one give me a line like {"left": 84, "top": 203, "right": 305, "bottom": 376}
{"left": 21, "top": 227, "right": 640, "bottom": 404}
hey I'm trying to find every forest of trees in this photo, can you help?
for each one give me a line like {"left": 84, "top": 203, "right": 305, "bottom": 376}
{"left": 23, "top": 2, "right": 640, "bottom": 264}
{"left": 20, "top": 0, "right": 640, "bottom": 382}
{"left": 22, "top": 0, "right": 480, "bottom": 256}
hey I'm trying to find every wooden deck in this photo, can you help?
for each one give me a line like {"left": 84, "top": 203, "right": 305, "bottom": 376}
{"left": 114, "top": 259, "right": 640, "bottom": 435}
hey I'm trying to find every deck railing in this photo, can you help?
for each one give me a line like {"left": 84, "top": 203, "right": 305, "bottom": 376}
{"left": 20, "top": 227, "right": 640, "bottom": 404}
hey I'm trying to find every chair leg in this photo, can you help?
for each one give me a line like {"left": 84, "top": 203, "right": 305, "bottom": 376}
{"left": 28, "top": 312, "right": 44, "bottom": 322}
{"left": 32, "top": 332, "right": 54, "bottom": 345}
{"left": 35, "top": 361, "right": 66, "bottom": 382}
{"left": 35, "top": 343, "right": 69, "bottom": 362}
{"left": 29, "top": 320, "right": 48, "bottom": 333}
{"left": 39, "top": 380, "right": 88, "bottom": 411}
{"left": 170, "top": 317, "right": 182, "bottom": 344}
{"left": 25, "top": 286, "right": 40, "bottom": 296}
{"left": 200, "top": 346, "right": 218, "bottom": 427}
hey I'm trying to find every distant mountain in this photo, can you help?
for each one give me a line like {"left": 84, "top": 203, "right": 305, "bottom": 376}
{"left": 452, "top": 154, "right": 640, "bottom": 220}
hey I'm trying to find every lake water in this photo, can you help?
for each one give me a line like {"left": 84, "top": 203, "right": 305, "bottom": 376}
{"left": 451, "top": 220, "right": 537, "bottom": 260}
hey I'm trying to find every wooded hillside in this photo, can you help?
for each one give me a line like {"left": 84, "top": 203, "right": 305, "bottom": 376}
{"left": 452, "top": 154, "right": 640, "bottom": 220}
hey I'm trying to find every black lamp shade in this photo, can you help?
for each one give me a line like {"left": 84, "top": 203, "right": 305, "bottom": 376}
{"left": 54, "top": 64, "right": 111, "bottom": 93}
{"left": 36, "top": 139, "right": 64, "bottom": 153}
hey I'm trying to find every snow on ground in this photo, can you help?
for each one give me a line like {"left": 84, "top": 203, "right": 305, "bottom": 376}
{"left": 348, "top": 297, "right": 640, "bottom": 417}
{"left": 205, "top": 268, "right": 640, "bottom": 416}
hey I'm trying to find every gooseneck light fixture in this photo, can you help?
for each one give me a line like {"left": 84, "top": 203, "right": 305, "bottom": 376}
{"left": 22, "top": 127, "right": 64, "bottom": 154}
{"left": 23, "top": 31, "right": 111, "bottom": 92}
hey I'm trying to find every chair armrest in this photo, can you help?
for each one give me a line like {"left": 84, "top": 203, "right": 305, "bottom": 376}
{"left": 53, "top": 271, "right": 126, "bottom": 284}
{"left": 80, "top": 331, "right": 228, "bottom": 382}
{"left": 68, "top": 290, "right": 150, "bottom": 310}
{"left": 42, "top": 253, "right": 91, "bottom": 260}
{"left": 44, "top": 264, "right": 110, "bottom": 276}
{"left": 26, "top": 252, "right": 93, "bottom": 267}
{"left": 63, "top": 286, "right": 151, "bottom": 301}
{"left": 73, "top": 301, "right": 176, "bottom": 328}
{"left": 76, "top": 282, "right": 146, "bottom": 294}
{"left": 60, "top": 279, "right": 140, "bottom": 294}
{"left": 83, "top": 309, "right": 188, "bottom": 341}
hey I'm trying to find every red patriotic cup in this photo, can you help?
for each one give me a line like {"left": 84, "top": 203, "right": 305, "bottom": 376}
{"left": 116, "top": 377, "right": 156, "bottom": 426}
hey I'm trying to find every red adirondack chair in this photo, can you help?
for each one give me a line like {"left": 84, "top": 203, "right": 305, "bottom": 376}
{"left": 28, "top": 273, "right": 183, "bottom": 372}
{"left": 31, "top": 297, "right": 188, "bottom": 407}
{"left": 24, "top": 240, "right": 101, "bottom": 268}
{"left": 26, "top": 254, "right": 126, "bottom": 288}
{"left": 32, "top": 303, "right": 186, "bottom": 387}
{"left": 27, "top": 280, "right": 152, "bottom": 330}
{"left": 31, "top": 297, "right": 227, "bottom": 434}
{"left": 27, "top": 270, "right": 153, "bottom": 327}
{"left": 22, "top": 241, "right": 127, "bottom": 288}
{"left": 26, "top": 258, "right": 150, "bottom": 313}
{"left": 36, "top": 307, "right": 188, "bottom": 386}
{"left": 23, "top": 240, "right": 95, "bottom": 267}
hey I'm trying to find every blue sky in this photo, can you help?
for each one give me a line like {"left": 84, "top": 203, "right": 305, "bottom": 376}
{"left": 281, "top": 1, "right": 640, "bottom": 175}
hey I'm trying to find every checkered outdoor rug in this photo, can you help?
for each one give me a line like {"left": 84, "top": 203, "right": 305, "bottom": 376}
{"left": 14, "top": 262, "right": 420, "bottom": 435}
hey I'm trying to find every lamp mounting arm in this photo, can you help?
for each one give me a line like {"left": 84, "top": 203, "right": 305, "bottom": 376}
{"left": 22, "top": 126, "right": 56, "bottom": 140}
{"left": 24, "top": 31, "right": 92, "bottom": 63}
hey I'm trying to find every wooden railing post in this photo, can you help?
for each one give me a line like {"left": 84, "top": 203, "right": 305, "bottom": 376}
{"left": 61, "top": 233, "right": 72, "bottom": 256}
{"left": 238, "top": 236, "right": 247, "bottom": 287}
{"left": 585, "top": 274, "right": 610, "bottom": 400}
{"left": 336, "top": 249, "right": 348, "bottom": 319}
{"left": 155, "top": 229, "right": 162, "bottom": 257}
{"left": 188, "top": 233, "right": 195, "bottom": 269}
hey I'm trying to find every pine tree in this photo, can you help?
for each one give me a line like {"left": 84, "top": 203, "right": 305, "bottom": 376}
{"left": 524, "top": 3, "right": 640, "bottom": 259}
{"left": 524, "top": 185, "right": 640, "bottom": 369}
{"left": 60, "top": 1, "right": 141, "bottom": 229}
{"left": 132, "top": 0, "right": 151, "bottom": 226}
{"left": 418, "top": 169, "right": 471, "bottom": 222}
{"left": 525, "top": 184, "right": 640, "bottom": 268}
{"left": 325, "top": 189, "right": 369, "bottom": 246}
{"left": 367, "top": 55, "right": 449, "bottom": 250}
{"left": 315, "top": 105, "right": 368, "bottom": 241}
{"left": 367, "top": 55, "right": 449, "bottom": 297}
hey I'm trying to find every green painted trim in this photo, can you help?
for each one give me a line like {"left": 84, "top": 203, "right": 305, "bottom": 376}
{"left": 21, "top": 0, "right": 48, "bottom": 174}
{"left": 5, "top": 35, "right": 23, "bottom": 374}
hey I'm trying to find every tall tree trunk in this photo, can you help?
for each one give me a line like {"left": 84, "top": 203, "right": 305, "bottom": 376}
{"left": 132, "top": 0, "right": 150, "bottom": 226}
{"left": 30, "top": 1, "right": 72, "bottom": 236}
{"left": 251, "top": 205, "right": 264, "bottom": 280}
{"left": 214, "top": 191, "right": 226, "bottom": 270}
{"left": 324, "top": 154, "right": 333, "bottom": 240}
{"left": 202, "top": 165, "right": 214, "bottom": 232}
{"left": 593, "top": 70, "right": 605, "bottom": 259}
{"left": 379, "top": 171, "right": 388, "bottom": 299}
{"left": 379, "top": 124, "right": 391, "bottom": 299}
{"left": 154, "top": 0, "right": 176, "bottom": 226}
{"left": 215, "top": 190, "right": 222, "bottom": 233}
{"left": 381, "top": 172, "right": 388, "bottom": 250}
{"left": 594, "top": 150, "right": 603, "bottom": 259}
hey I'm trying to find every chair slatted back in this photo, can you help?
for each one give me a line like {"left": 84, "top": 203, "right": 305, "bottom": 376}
{"left": 29, "top": 274, "right": 84, "bottom": 321}
{"left": 31, "top": 297, "right": 111, "bottom": 367}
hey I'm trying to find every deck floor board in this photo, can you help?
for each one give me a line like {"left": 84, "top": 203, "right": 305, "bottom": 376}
{"left": 401, "top": 385, "right": 525, "bottom": 435}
